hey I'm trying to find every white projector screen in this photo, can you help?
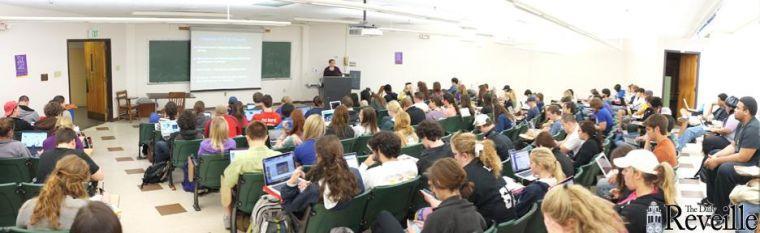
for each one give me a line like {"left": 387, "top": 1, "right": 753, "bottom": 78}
{"left": 190, "top": 30, "right": 262, "bottom": 91}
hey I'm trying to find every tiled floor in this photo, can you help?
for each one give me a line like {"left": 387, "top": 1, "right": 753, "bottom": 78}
{"left": 87, "top": 121, "right": 747, "bottom": 233}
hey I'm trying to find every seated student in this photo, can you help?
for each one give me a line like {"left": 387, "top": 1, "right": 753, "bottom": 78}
{"left": 198, "top": 117, "right": 236, "bottom": 156}
{"left": 542, "top": 184, "right": 627, "bottom": 233}
{"left": 525, "top": 96, "right": 540, "bottom": 121}
{"left": 558, "top": 114, "right": 583, "bottom": 156}
{"left": 702, "top": 97, "right": 760, "bottom": 219}
{"left": 562, "top": 101, "right": 584, "bottom": 122}
{"left": 36, "top": 128, "right": 103, "bottom": 183}
{"left": 544, "top": 105, "right": 564, "bottom": 136}
{"left": 275, "top": 96, "right": 293, "bottom": 116}
{"left": 590, "top": 97, "right": 614, "bottom": 136}
{"left": 359, "top": 131, "right": 418, "bottom": 189}
{"left": 17, "top": 96, "right": 40, "bottom": 124}
{"left": 251, "top": 92, "right": 264, "bottom": 110}
{"left": 226, "top": 96, "right": 239, "bottom": 115}
{"left": 0, "top": 117, "right": 32, "bottom": 158}
{"left": 51, "top": 95, "right": 73, "bottom": 120}
{"left": 729, "top": 175, "right": 759, "bottom": 233}
{"left": 430, "top": 81, "right": 445, "bottom": 100}
{"left": 681, "top": 96, "right": 738, "bottom": 154}
{"left": 341, "top": 96, "right": 359, "bottom": 124}
{"left": 442, "top": 92, "right": 460, "bottom": 117}
{"left": 417, "top": 81, "right": 431, "bottom": 101}
{"left": 473, "top": 114, "right": 514, "bottom": 161}
{"left": 325, "top": 105, "right": 355, "bottom": 140}
{"left": 274, "top": 109, "right": 305, "bottom": 149}
{"left": 501, "top": 85, "right": 517, "bottom": 109}
{"left": 41, "top": 117, "right": 85, "bottom": 153}
{"left": 304, "top": 96, "right": 324, "bottom": 118}
{"left": 161, "top": 101, "right": 180, "bottom": 121}
{"left": 534, "top": 131, "right": 574, "bottom": 178}
{"left": 595, "top": 144, "right": 635, "bottom": 201}
{"left": 252, "top": 95, "right": 282, "bottom": 127}
{"left": 370, "top": 93, "right": 387, "bottom": 111}
{"left": 415, "top": 120, "right": 453, "bottom": 182}
{"left": 17, "top": 155, "right": 90, "bottom": 231}
{"left": 513, "top": 148, "right": 566, "bottom": 216}
{"left": 352, "top": 107, "right": 379, "bottom": 137}
{"left": 459, "top": 93, "right": 477, "bottom": 117}
{"left": 642, "top": 114, "right": 677, "bottom": 166}
{"left": 275, "top": 103, "right": 295, "bottom": 131}
{"left": 451, "top": 132, "right": 514, "bottom": 224}
{"left": 535, "top": 93, "right": 546, "bottom": 111}
{"left": 220, "top": 121, "right": 281, "bottom": 228}
{"left": 193, "top": 101, "right": 211, "bottom": 131}
{"left": 479, "top": 93, "right": 495, "bottom": 115}
{"left": 282, "top": 135, "right": 365, "bottom": 216}
{"left": 204, "top": 105, "right": 240, "bottom": 138}
{"left": 394, "top": 112, "right": 419, "bottom": 147}
{"left": 574, "top": 121, "right": 604, "bottom": 170}
{"left": 372, "top": 158, "right": 487, "bottom": 233}
{"left": 412, "top": 91, "right": 430, "bottom": 113}
{"left": 398, "top": 82, "right": 413, "bottom": 102}
{"left": 380, "top": 101, "right": 401, "bottom": 131}
{"left": 69, "top": 201, "right": 122, "bottom": 233}
{"left": 425, "top": 96, "right": 446, "bottom": 121}
{"left": 4, "top": 101, "right": 35, "bottom": 140}
{"left": 34, "top": 102, "right": 64, "bottom": 134}
{"left": 229, "top": 101, "right": 249, "bottom": 133}
{"left": 293, "top": 115, "right": 325, "bottom": 165}
{"left": 381, "top": 84, "right": 399, "bottom": 103}
{"left": 402, "top": 98, "right": 426, "bottom": 126}
{"left": 612, "top": 149, "right": 676, "bottom": 233}
{"left": 153, "top": 110, "right": 202, "bottom": 163}
{"left": 493, "top": 102, "right": 515, "bottom": 132}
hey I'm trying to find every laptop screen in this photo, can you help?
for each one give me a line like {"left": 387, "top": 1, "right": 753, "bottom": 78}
{"left": 159, "top": 120, "right": 180, "bottom": 137}
{"left": 21, "top": 131, "right": 47, "bottom": 148}
{"left": 344, "top": 152, "right": 359, "bottom": 169}
{"left": 262, "top": 153, "right": 296, "bottom": 185}
{"left": 595, "top": 153, "right": 612, "bottom": 176}
{"left": 229, "top": 149, "right": 247, "bottom": 163}
{"left": 510, "top": 149, "right": 531, "bottom": 172}
{"left": 245, "top": 109, "right": 262, "bottom": 121}
{"left": 321, "top": 110, "right": 334, "bottom": 123}
{"left": 329, "top": 101, "right": 341, "bottom": 110}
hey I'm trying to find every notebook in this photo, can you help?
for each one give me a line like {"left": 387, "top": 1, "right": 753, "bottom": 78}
{"left": 262, "top": 153, "right": 298, "bottom": 200}
{"left": 510, "top": 148, "right": 535, "bottom": 181}
{"left": 594, "top": 153, "right": 613, "bottom": 178}
{"left": 344, "top": 152, "right": 359, "bottom": 169}
{"left": 229, "top": 149, "right": 247, "bottom": 163}
{"left": 21, "top": 131, "right": 47, "bottom": 155}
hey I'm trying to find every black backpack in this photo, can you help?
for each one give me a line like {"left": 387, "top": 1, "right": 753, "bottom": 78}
{"left": 140, "top": 161, "right": 170, "bottom": 188}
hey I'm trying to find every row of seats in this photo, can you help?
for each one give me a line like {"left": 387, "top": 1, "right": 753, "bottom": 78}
{"left": 0, "top": 183, "right": 43, "bottom": 228}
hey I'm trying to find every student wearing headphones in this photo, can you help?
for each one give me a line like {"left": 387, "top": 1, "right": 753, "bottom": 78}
{"left": 613, "top": 149, "right": 676, "bottom": 233}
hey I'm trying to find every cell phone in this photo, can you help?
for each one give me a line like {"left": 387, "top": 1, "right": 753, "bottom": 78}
{"left": 420, "top": 188, "right": 433, "bottom": 196}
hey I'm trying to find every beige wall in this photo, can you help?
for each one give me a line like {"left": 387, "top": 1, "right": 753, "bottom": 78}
{"left": 68, "top": 42, "right": 86, "bottom": 106}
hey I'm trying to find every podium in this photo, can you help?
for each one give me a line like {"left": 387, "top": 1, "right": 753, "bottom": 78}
{"left": 320, "top": 76, "right": 352, "bottom": 104}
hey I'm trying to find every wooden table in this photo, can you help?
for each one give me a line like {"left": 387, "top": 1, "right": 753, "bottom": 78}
{"left": 145, "top": 93, "right": 195, "bottom": 108}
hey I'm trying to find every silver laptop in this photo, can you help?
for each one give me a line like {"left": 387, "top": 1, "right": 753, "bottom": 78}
{"left": 245, "top": 109, "right": 262, "bottom": 121}
{"left": 510, "top": 149, "right": 535, "bottom": 181}
{"left": 321, "top": 109, "right": 334, "bottom": 125}
{"left": 262, "top": 153, "right": 297, "bottom": 196}
{"left": 158, "top": 120, "right": 180, "bottom": 138}
{"left": 21, "top": 131, "right": 47, "bottom": 155}
{"left": 344, "top": 152, "right": 359, "bottom": 169}
{"left": 594, "top": 153, "right": 613, "bottom": 178}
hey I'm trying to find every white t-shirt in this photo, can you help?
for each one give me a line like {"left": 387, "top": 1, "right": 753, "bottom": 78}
{"left": 724, "top": 114, "right": 740, "bottom": 141}
{"left": 413, "top": 102, "right": 430, "bottom": 112}
{"left": 561, "top": 125, "right": 583, "bottom": 155}
{"left": 359, "top": 159, "right": 418, "bottom": 189}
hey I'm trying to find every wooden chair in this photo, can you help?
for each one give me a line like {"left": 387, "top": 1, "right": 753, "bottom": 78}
{"left": 115, "top": 90, "right": 138, "bottom": 121}
{"left": 167, "top": 92, "right": 187, "bottom": 110}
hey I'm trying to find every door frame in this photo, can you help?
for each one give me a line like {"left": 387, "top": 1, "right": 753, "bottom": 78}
{"left": 662, "top": 50, "right": 701, "bottom": 107}
{"left": 66, "top": 39, "right": 113, "bottom": 121}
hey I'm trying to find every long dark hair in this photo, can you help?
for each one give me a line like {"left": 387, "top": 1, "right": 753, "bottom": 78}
{"left": 443, "top": 92, "right": 461, "bottom": 116}
{"left": 494, "top": 101, "right": 514, "bottom": 122}
{"left": 231, "top": 101, "right": 246, "bottom": 124}
{"left": 306, "top": 135, "right": 360, "bottom": 203}
{"left": 417, "top": 81, "right": 429, "bottom": 100}
{"left": 331, "top": 105, "right": 351, "bottom": 138}
{"left": 288, "top": 109, "right": 305, "bottom": 137}
{"left": 360, "top": 107, "right": 379, "bottom": 134}
{"left": 580, "top": 121, "right": 603, "bottom": 151}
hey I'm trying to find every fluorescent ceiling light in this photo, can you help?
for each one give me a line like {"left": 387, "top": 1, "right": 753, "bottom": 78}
{"left": 0, "top": 16, "right": 291, "bottom": 26}
{"left": 293, "top": 17, "right": 359, "bottom": 24}
{"left": 280, "top": 0, "right": 459, "bottom": 24}
{"left": 132, "top": 11, "right": 229, "bottom": 18}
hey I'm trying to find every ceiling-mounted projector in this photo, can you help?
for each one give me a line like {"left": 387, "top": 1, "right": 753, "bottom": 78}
{"left": 349, "top": 22, "right": 383, "bottom": 36}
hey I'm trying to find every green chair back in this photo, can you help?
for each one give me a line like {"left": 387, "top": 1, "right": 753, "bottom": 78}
{"left": 138, "top": 123, "right": 155, "bottom": 145}
{"left": 363, "top": 177, "right": 420, "bottom": 228}
{"left": 171, "top": 139, "right": 203, "bottom": 168}
{"left": 552, "top": 130, "right": 567, "bottom": 141}
{"left": 603, "top": 139, "right": 613, "bottom": 156}
{"left": 377, "top": 110, "right": 389, "bottom": 123}
{"left": 0, "top": 183, "right": 22, "bottom": 227}
{"left": 460, "top": 115, "right": 475, "bottom": 132}
{"left": 399, "top": 143, "right": 424, "bottom": 158}
{"left": 196, "top": 154, "right": 231, "bottom": 189}
{"left": 575, "top": 158, "right": 601, "bottom": 188}
{"left": 441, "top": 134, "right": 452, "bottom": 144}
{"left": 234, "top": 173, "right": 266, "bottom": 214}
{"left": 501, "top": 126, "right": 520, "bottom": 143}
{"left": 303, "top": 191, "right": 370, "bottom": 233}
{"left": 0, "top": 158, "right": 33, "bottom": 183}
{"left": 27, "top": 158, "right": 39, "bottom": 182}
{"left": 352, "top": 135, "right": 373, "bottom": 155}
{"left": 276, "top": 146, "right": 295, "bottom": 153}
{"left": 496, "top": 203, "right": 537, "bottom": 233}
{"left": 341, "top": 138, "right": 356, "bottom": 154}
{"left": 501, "top": 160, "right": 515, "bottom": 179}
{"left": 7, "top": 227, "right": 68, "bottom": 233}
{"left": 233, "top": 136, "right": 248, "bottom": 149}
{"left": 439, "top": 116, "right": 463, "bottom": 135}
{"left": 18, "top": 183, "right": 43, "bottom": 203}
{"left": 526, "top": 200, "right": 547, "bottom": 233}
{"left": 484, "top": 224, "right": 497, "bottom": 233}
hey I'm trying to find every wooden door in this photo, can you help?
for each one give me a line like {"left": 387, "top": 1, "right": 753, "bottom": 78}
{"left": 84, "top": 41, "right": 108, "bottom": 121}
{"left": 676, "top": 54, "right": 698, "bottom": 118}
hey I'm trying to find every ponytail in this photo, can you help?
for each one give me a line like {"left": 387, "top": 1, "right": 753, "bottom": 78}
{"left": 531, "top": 147, "right": 566, "bottom": 181}
{"left": 460, "top": 181, "right": 475, "bottom": 198}
{"left": 480, "top": 140, "right": 502, "bottom": 177}
{"left": 655, "top": 162, "right": 677, "bottom": 206}
{"left": 552, "top": 161, "right": 567, "bottom": 181}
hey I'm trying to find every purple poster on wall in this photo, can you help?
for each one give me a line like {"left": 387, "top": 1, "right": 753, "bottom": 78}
{"left": 394, "top": 52, "right": 403, "bottom": 64}
{"left": 15, "top": 54, "right": 27, "bottom": 76}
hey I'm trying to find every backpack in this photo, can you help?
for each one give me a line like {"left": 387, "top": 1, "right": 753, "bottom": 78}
{"left": 248, "top": 195, "right": 292, "bottom": 233}
{"left": 140, "top": 161, "right": 170, "bottom": 188}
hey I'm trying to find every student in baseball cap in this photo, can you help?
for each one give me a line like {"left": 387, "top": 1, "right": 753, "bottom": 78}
{"left": 4, "top": 101, "right": 34, "bottom": 140}
{"left": 612, "top": 149, "right": 676, "bottom": 233}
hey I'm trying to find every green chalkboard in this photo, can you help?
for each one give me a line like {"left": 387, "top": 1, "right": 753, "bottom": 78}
{"left": 262, "top": 41, "right": 291, "bottom": 79}
{"left": 149, "top": 40, "right": 190, "bottom": 83}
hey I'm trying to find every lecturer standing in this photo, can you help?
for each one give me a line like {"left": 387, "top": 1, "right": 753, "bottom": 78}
{"left": 323, "top": 59, "right": 343, "bottom": 77}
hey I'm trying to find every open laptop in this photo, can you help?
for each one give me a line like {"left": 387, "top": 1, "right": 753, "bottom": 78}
{"left": 344, "top": 152, "right": 359, "bottom": 169}
{"left": 158, "top": 120, "right": 180, "bottom": 138}
{"left": 594, "top": 153, "right": 613, "bottom": 178}
{"left": 509, "top": 149, "right": 535, "bottom": 181}
{"left": 262, "top": 153, "right": 297, "bottom": 200}
{"left": 683, "top": 98, "right": 698, "bottom": 113}
{"left": 21, "top": 131, "right": 47, "bottom": 155}
{"left": 229, "top": 149, "right": 247, "bottom": 163}
{"left": 321, "top": 109, "right": 334, "bottom": 125}
{"left": 245, "top": 109, "right": 262, "bottom": 121}
{"left": 268, "top": 129, "right": 283, "bottom": 145}
{"left": 623, "top": 135, "right": 638, "bottom": 146}
{"left": 329, "top": 101, "right": 341, "bottom": 110}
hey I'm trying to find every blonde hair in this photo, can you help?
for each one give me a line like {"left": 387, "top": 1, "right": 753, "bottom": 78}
{"left": 393, "top": 112, "right": 418, "bottom": 146}
{"left": 542, "top": 184, "right": 627, "bottom": 233}
{"left": 209, "top": 116, "right": 230, "bottom": 151}
{"left": 530, "top": 147, "right": 566, "bottom": 180}
{"left": 640, "top": 162, "right": 677, "bottom": 206}
{"left": 54, "top": 117, "right": 74, "bottom": 130}
{"left": 386, "top": 101, "right": 401, "bottom": 115}
{"left": 303, "top": 115, "right": 326, "bottom": 140}
{"left": 214, "top": 105, "right": 227, "bottom": 116}
{"left": 451, "top": 132, "right": 501, "bottom": 177}
{"left": 31, "top": 155, "right": 90, "bottom": 229}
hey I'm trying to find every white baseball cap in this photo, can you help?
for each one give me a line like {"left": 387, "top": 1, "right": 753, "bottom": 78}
{"left": 612, "top": 149, "right": 659, "bottom": 174}
{"left": 473, "top": 114, "right": 490, "bottom": 127}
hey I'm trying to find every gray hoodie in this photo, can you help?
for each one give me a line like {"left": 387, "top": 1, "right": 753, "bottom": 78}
{"left": 0, "top": 139, "right": 32, "bottom": 158}
{"left": 18, "top": 105, "right": 40, "bottom": 124}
